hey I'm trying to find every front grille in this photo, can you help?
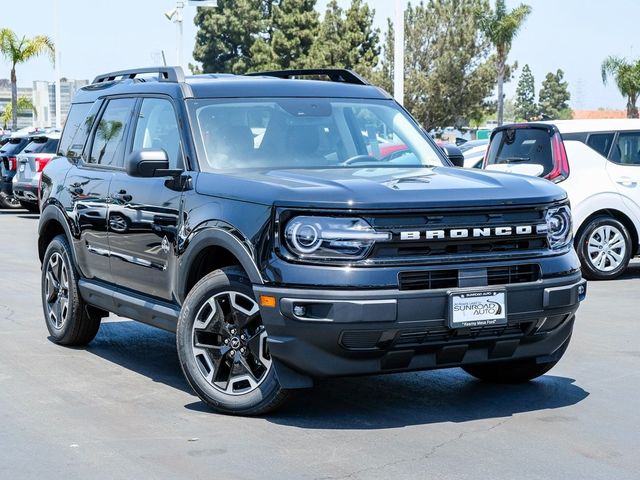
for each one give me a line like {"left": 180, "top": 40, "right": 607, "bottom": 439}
{"left": 398, "top": 264, "right": 540, "bottom": 290}
{"left": 365, "top": 205, "right": 550, "bottom": 264}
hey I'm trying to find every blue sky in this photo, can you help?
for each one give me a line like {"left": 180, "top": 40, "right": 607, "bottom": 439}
{"left": 1, "top": 0, "right": 637, "bottom": 109}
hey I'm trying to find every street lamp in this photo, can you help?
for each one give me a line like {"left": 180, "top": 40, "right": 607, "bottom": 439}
{"left": 165, "top": 0, "right": 217, "bottom": 69}
{"left": 394, "top": 0, "right": 405, "bottom": 106}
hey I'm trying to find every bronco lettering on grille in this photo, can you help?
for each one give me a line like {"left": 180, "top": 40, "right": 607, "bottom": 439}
{"left": 399, "top": 224, "right": 547, "bottom": 241}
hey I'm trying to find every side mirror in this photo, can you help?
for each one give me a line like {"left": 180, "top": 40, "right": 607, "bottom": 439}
{"left": 126, "top": 149, "right": 182, "bottom": 177}
{"left": 440, "top": 144, "right": 465, "bottom": 167}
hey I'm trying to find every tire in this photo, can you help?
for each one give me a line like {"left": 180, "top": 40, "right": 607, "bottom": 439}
{"left": 41, "top": 234, "right": 102, "bottom": 345}
{"left": 0, "top": 193, "right": 21, "bottom": 209}
{"left": 176, "top": 266, "right": 288, "bottom": 415}
{"left": 20, "top": 201, "right": 39, "bottom": 213}
{"left": 576, "top": 216, "right": 631, "bottom": 280}
{"left": 462, "top": 336, "right": 571, "bottom": 383}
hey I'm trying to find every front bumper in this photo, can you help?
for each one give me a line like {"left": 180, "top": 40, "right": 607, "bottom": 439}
{"left": 254, "top": 272, "right": 586, "bottom": 380}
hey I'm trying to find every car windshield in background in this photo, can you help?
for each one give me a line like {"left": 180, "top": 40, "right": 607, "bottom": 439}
{"left": 23, "top": 138, "right": 59, "bottom": 154}
{"left": 485, "top": 128, "right": 554, "bottom": 176}
{"left": 188, "top": 98, "right": 444, "bottom": 171}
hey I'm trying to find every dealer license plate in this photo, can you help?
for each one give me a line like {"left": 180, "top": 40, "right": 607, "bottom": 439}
{"left": 448, "top": 290, "right": 507, "bottom": 328}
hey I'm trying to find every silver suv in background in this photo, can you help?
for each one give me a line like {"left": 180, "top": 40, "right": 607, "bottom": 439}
{"left": 12, "top": 132, "right": 60, "bottom": 213}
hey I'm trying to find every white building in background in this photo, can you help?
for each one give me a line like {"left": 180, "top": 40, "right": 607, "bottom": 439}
{"left": 33, "top": 78, "right": 89, "bottom": 129}
{"left": 0, "top": 79, "right": 34, "bottom": 130}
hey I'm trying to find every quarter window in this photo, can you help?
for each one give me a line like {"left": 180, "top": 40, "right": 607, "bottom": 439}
{"left": 586, "top": 133, "right": 614, "bottom": 157}
{"left": 132, "top": 98, "right": 183, "bottom": 169}
{"left": 89, "top": 98, "right": 136, "bottom": 167}
{"left": 58, "top": 102, "right": 93, "bottom": 159}
{"left": 610, "top": 132, "right": 640, "bottom": 165}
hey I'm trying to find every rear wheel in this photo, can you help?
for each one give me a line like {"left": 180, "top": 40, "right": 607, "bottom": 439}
{"left": 462, "top": 336, "right": 571, "bottom": 383}
{"left": 576, "top": 216, "right": 631, "bottom": 280}
{"left": 176, "top": 267, "right": 288, "bottom": 415}
{"left": 0, "top": 193, "right": 20, "bottom": 209}
{"left": 41, "top": 235, "right": 102, "bottom": 345}
{"left": 20, "top": 201, "right": 39, "bottom": 213}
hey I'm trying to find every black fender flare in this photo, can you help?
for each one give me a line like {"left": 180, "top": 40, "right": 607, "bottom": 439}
{"left": 177, "top": 227, "right": 264, "bottom": 302}
{"left": 38, "top": 203, "right": 78, "bottom": 266}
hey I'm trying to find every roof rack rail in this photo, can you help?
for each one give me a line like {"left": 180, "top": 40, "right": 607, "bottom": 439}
{"left": 92, "top": 66, "right": 185, "bottom": 85}
{"left": 246, "top": 68, "right": 369, "bottom": 86}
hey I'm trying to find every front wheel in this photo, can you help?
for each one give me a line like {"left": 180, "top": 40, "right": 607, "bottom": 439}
{"left": 576, "top": 216, "right": 631, "bottom": 280}
{"left": 176, "top": 267, "right": 288, "bottom": 415}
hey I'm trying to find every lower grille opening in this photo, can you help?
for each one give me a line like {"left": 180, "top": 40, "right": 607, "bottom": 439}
{"left": 487, "top": 264, "right": 540, "bottom": 285}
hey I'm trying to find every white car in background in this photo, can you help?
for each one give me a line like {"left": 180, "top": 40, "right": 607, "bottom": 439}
{"left": 483, "top": 119, "right": 640, "bottom": 280}
{"left": 459, "top": 139, "right": 489, "bottom": 168}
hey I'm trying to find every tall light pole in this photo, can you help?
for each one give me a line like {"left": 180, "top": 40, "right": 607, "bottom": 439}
{"left": 165, "top": 1, "right": 217, "bottom": 69}
{"left": 393, "top": 0, "right": 405, "bottom": 106}
{"left": 53, "top": 0, "right": 61, "bottom": 129}
{"left": 165, "top": 1, "right": 185, "bottom": 68}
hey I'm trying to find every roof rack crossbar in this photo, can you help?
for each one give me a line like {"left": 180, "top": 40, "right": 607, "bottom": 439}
{"left": 92, "top": 66, "right": 185, "bottom": 85}
{"left": 246, "top": 68, "right": 369, "bottom": 86}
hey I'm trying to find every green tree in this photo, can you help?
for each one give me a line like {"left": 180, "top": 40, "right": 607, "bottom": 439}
{"left": 601, "top": 56, "right": 640, "bottom": 118}
{"left": 514, "top": 64, "right": 537, "bottom": 121}
{"left": 251, "top": 0, "right": 319, "bottom": 71}
{"left": 1, "top": 96, "right": 34, "bottom": 129}
{"left": 0, "top": 29, "right": 54, "bottom": 130}
{"left": 377, "top": 0, "right": 497, "bottom": 130}
{"left": 539, "top": 69, "right": 571, "bottom": 120}
{"left": 192, "top": 0, "right": 264, "bottom": 74}
{"left": 475, "top": 0, "right": 531, "bottom": 126}
{"left": 305, "top": 0, "right": 380, "bottom": 79}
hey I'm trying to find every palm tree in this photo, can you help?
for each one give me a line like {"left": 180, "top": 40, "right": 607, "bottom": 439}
{"left": 1, "top": 96, "right": 35, "bottom": 129}
{"left": 476, "top": 0, "right": 531, "bottom": 126}
{"left": 601, "top": 56, "right": 640, "bottom": 118}
{"left": 0, "top": 29, "right": 54, "bottom": 130}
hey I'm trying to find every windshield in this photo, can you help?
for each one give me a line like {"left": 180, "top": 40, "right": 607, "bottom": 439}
{"left": 187, "top": 98, "right": 444, "bottom": 171}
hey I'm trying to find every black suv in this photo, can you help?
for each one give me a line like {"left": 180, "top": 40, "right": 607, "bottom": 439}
{"left": 38, "top": 67, "right": 586, "bottom": 415}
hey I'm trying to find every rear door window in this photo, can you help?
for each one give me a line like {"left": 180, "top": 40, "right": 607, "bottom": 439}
{"left": 586, "top": 133, "right": 614, "bottom": 157}
{"left": 610, "top": 131, "right": 640, "bottom": 165}
{"left": 485, "top": 127, "right": 554, "bottom": 176}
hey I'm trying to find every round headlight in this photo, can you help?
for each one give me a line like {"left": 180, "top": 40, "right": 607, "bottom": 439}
{"left": 288, "top": 221, "right": 322, "bottom": 253}
{"left": 546, "top": 206, "right": 572, "bottom": 249}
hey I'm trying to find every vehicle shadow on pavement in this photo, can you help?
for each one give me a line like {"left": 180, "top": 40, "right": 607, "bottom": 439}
{"left": 85, "top": 319, "right": 190, "bottom": 393}
{"left": 87, "top": 320, "right": 589, "bottom": 427}
{"left": 263, "top": 371, "right": 589, "bottom": 429}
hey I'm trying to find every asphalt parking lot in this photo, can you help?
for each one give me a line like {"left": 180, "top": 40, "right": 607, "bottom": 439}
{"left": 0, "top": 210, "right": 638, "bottom": 480}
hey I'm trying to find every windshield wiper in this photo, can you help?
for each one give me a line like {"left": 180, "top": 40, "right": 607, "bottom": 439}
{"left": 498, "top": 156, "right": 530, "bottom": 164}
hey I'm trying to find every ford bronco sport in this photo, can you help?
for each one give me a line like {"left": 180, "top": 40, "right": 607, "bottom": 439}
{"left": 38, "top": 67, "right": 586, "bottom": 415}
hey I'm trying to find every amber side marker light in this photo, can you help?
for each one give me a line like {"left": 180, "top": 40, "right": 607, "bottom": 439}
{"left": 259, "top": 295, "right": 277, "bottom": 308}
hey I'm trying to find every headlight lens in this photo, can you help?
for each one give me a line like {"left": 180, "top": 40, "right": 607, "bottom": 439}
{"left": 545, "top": 205, "right": 573, "bottom": 249}
{"left": 284, "top": 216, "right": 390, "bottom": 260}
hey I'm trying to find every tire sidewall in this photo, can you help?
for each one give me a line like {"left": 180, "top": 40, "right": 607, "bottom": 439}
{"left": 577, "top": 216, "right": 631, "bottom": 280}
{"left": 41, "top": 235, "right": 84, "bottom": 342}
{"left": 176, "top": 268, "right": 282, "bottom": 415}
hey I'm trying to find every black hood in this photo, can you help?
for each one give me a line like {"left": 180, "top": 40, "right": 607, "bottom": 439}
{"left": 194, "top": 166, "right": 566, "bottom": 210}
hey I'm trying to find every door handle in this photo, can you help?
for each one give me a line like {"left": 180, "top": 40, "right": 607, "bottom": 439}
{"left": 112, "top": 189, "right": 132, "bottom": 202}
{"left": 616, "top": 176, "right": 637, "bottom": 187}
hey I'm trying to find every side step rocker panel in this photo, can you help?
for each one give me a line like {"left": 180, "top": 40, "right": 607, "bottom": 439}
{"left": 78, "top": 279, "right": 180, "bottom": 332}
